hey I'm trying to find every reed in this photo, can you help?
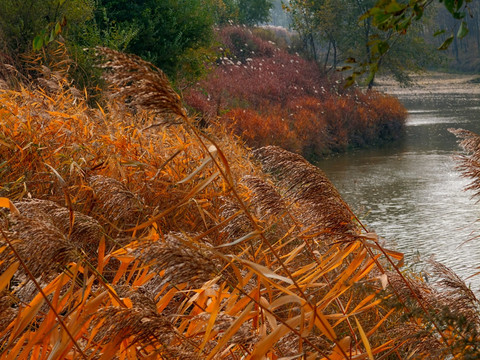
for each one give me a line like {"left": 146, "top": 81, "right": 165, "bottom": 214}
{"left": 0, "top": 47, "right": 476, "bottom": 359}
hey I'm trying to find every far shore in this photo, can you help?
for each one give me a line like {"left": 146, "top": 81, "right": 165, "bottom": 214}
{"left": 375, "top": 72, "right": 480, "bottom": 95}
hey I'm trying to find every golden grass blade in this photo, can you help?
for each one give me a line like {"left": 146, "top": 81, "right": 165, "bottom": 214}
{"left": 8, "top": 273, "right": 70, "bottom": 343}
{"left": 127, "top": 170, "right": 220, "bottom": 231}
{"left": 366, "top": 308, "right": 395, "bottom": 338}
{"left": 328, "top": 336, "right": 351, "bottom": 360}
{"left": 215, "top": 230, "right": 262, "bottom": 248}
{"left": 199, "top": 283, "right": 225, "bottom": 353}
{"left": 0, "top": 261, "right": 18, "bottom": 291}
{"left": 233, "top": 257, "right": 293, "bottom": 285}
{"left": 0, "top": 197, "right": 19, "bottom": 215}
{"left": 250, "top": 314, "right": 303, "bottom": 360}
{"left": 206, "top": 303, "right": 254, "bottom": 360}
{"left": 312, "top": 308, "right": 338, "bottom": 342}
{"left": 18, "top": 274, "right": 69, "bottom": 359}
{"left": 355, "top": 316, "right": 374, "bottom": 360}
{"left": 177, "top": 156, "right": 213, "bottom": 184}
{"left": 269, "top": 294, "right": 305, "bottom": 310}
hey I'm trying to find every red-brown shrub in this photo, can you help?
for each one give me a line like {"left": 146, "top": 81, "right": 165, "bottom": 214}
{"left": 184, "top": 26, "right": 407, "bottom": 160}
{"left": 225, "top": 107, "right": 300, "bottom": 152}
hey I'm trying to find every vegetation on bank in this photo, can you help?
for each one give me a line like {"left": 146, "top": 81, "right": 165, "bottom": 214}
{"left": 0, "top": 46, "right": 479, "bottom": 359}
{"left": 185, "top": 26, "right": 407, "bottom": 161}
{"left": 0, "top": 0, "right": 408, "bottom": 161}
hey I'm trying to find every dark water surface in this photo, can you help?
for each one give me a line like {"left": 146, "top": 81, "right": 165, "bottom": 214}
{"left": 316, "top": 92, "right": 480, "bottom": 290}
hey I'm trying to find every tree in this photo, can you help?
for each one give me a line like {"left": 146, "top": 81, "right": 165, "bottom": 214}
{"left": 237, "top": 0, "right": 273, "bottom": 25}
{"left": 351, "top": 0, "right": 473, "bottom": 84}
{"left": 0, "top": 0, "right": 94, "bottom": 58}
{"left": 96, "top": 0, "right": 217, "bottom": 81}
{"left": 287, "top": 0, "right": 439, "bottom": 87}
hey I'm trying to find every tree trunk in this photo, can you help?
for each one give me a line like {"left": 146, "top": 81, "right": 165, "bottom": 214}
{"left": 324, "top": 40, "right": 331, "bottom": 70}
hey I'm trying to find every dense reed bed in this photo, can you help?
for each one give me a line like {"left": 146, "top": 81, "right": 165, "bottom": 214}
{"left": 0, "top": 46, "right": 478, "bottom": 359}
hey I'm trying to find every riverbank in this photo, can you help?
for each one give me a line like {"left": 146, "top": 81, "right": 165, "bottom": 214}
{"left": 185, "top": 26, "right": 408, "bottom": 161}
{"left": 319, "top": 75, "right": 480, "bottom": 292}
{"left": 376, "top": 72, "right": 480, "bottom": 95}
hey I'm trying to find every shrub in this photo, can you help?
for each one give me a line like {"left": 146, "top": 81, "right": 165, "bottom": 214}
{"left": 185, "top": 26, "right": 407, "bottom": 160}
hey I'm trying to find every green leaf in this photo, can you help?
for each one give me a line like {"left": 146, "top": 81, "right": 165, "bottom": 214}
{"left": 344, "top": 76, "right": 355, "bottom": 88}
{"left": 456, "top": 0, "right": 464, "bottom": 11}
{"left": 373, "top": 13, "right": 392, "bottom": 26}
{"left": 434, "top": 29, "right": 446, "bottom": 37}
{"left": 378, "top": 41, "right": 390, "bottom": 55}
{"left": 360, "top": 7, "right": 382, "bottom": 21}
{"left": 443, "top": 0, "right": 455, "bottom": 14}
{"left": 457, "top": 21, "right": 469, "bottom": 39}
{"left": 49, "top": 29, "right": 55, "bottom": 43}
{"left": 413, "top": 3, "right": 424, "bottom": 20}
{"left": 438, "top": 35, "right": 454, "bottom": 50}
{"left": 54, "top": 22, "right": 62, "bottom": 35}
{"left": 385, "top": 0, "right": 404, "bottom": 13}
{"left": 32, "top": 35, "right": 44, "bottom": 51}
{"left": 396, "top": 18, "right": 411, "bottom": 31}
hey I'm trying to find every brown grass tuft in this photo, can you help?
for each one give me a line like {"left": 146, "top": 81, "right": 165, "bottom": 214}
{"left": 449, "top": 128, "right": 480, "bottom": 198}
{"left": 96, "top": 46, "right": 187, "bottom": 119}
{"left": 253, "top": 145, "right": 356, "bottom": 235}
{"left": 136, "top": 232, "right": 218, "bottom": 287}
{"left": 89, "top": 175, "right": 145, "bottom": 228}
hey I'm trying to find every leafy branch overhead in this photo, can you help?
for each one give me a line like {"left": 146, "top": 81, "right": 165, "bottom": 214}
{"left": 341, "top": 0, "right": 472, "bottom": 86}
{"left": 366, "top": 0, "right": 471, "bottom": 47}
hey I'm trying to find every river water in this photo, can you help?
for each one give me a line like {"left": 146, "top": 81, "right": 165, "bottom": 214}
{"left": 317, "top": 85, "right": 480, "bottom": 290}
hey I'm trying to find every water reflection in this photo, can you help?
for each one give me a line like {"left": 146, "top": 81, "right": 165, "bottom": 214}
{"left": 317, "top": 93, "right": 480, "bottom": 290}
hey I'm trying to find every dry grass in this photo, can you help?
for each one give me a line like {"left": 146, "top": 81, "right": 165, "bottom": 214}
{"left": 0, "top": 48, "right": 478, "bottom": 359}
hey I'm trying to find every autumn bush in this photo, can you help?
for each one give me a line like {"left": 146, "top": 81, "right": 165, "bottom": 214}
{"left": 185, "top": 26, "right": 408, "bottom": 160}
{"left": 0, "top": 47, "right": 478, "bottom": 359}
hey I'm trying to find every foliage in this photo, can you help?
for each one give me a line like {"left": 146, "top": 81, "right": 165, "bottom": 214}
{"left": 286, "top": 0, "right": 440, "bottom": 87}
{"left": 339, "top": 0, "right": 472, "bottom": 85}
{"left": 95, "top": 0, "right": 217, "bottom": 81}
{"left": 237, "top": 0, "right": 274, "bottom": 26}
{"left": 185, "top": 26, "right": 408, "bottom": 160}
{"left": 0, "top": 0, "right": 94, "bottom": 59}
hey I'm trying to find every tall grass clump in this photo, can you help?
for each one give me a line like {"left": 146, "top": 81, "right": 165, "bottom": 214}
{"left": 184, "top": 26, "right": 408, "bottom": 161}
{"left": 0, "top": 46, "right": 477, "bottom": 359}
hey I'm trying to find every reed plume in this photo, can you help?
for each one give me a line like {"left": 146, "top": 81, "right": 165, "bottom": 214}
{"left": 96, "top": 47, "right": 187, "bottom": 119}
{"left": 89, "top": 175, "right": 144, "bottom": 227}
{"left": 0, "top": 291, "right": 16, "bottom": 333}
{"left": 241, "top": 175, "right": 287, "bottom": 219}
{"left": 96, "top": 287, "right": 199, "bottom": 359}
{"left": 0, "top": 210, "right": 75, "bottom": 278}
{"left": 219, "top": 197, "right": 253, "bottom": 241}
{"left": 253, "top": 145, "right": 356, "bottom": 235}
{"left": 449, "top": 128, "right": 480, "bottom": 198}
{"left": 429, "top": 259, "right": 480, "bottom": 322}
{"left": 136, "top": 232, "right": 218, "bottom": 287}
{"left": 14, "top": 199, "right": 103, "bottom": 255}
